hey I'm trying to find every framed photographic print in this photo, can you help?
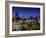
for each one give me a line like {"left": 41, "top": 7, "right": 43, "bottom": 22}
{"left": 5, "top": 1, "right": 45, "bottom": 37}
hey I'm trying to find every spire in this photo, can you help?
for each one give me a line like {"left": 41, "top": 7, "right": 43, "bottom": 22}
{"left": 15, "top": 12, "right": 19, "bottom": 18}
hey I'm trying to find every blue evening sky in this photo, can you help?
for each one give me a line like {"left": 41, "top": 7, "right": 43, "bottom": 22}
{"left": 12, "top": 7, "right": 40, "bottom": 18}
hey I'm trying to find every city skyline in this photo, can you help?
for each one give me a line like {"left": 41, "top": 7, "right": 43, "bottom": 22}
{"left": 12, "top": 7, "right": 40, "bottom": 18}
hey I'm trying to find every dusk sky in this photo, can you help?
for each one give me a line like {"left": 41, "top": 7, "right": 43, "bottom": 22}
{"left": 12, "top": 7, "right": 40, "bottom": 18}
